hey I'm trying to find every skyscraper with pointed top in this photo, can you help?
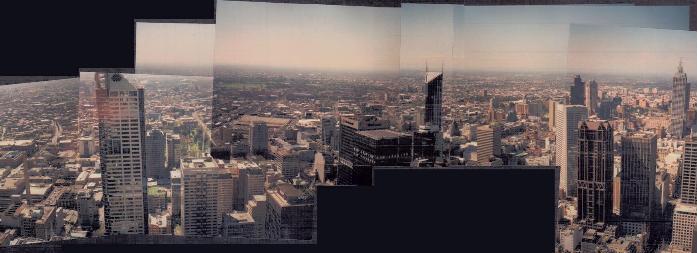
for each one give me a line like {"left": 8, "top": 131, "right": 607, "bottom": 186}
{"left": 570, "top": 75, "right": 585, "bottom": 106}
{"left": 424, "top": 71, "right": 443, "bottom": 132}
{"left": 670, "top": 60, "right": 690, "bottom": 139}
{"left": 577, "top": 120, "right": 614, "bottom": 224}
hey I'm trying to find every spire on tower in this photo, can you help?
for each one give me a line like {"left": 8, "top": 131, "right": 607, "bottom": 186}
{"left": 679, "top": 58, "right": 684, "bottom": 73}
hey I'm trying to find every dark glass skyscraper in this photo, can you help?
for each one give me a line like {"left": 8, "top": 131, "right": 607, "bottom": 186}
{"left": 577, "top": 120, "right": 614, "bottom": 224}
{"left": 570, "top": 75, "right": 585, "bottom": 106}
{"left": 144, "top": 129, "right": 167, "bottom": 181}
{"left": 620, "top": 132, "right": 656, "bottom": 236}
{"left": 424, "top": 72, "right": 443, "bottom": 131}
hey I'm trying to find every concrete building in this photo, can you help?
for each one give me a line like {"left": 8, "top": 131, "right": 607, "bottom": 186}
{"left": 170, "top": 169, "right": 181, "bottom": 225}
{"left": 94, "top": 72, "right": 148, "bottom": 235}
{"left": 222, "top": 211, "right": 255, "bottom": 238}
{"left": 246, "top": 195, "right": 267, "bottom": 238}
{"left": 239, "top": 162, "right": 265, "bottom": 204}
{"left": 682, "top": 137, "right": 697, "bottom": 205}
{"left": 265, "top": 183, "right": 315, "bottom": 240}
{"left": 476, "top": 124, "right": 501, "bottom": 164}
{"left": 555, "top": 104, "right": 588, "bottom": 197}
{"left": 249, "top": 121, "right": 269, "bottom": 155}
{"left": 180, "top": 156, "right": 232, "bottom": 237}
{"left": 672, "top": 202, "right": 697, "bottom": 251}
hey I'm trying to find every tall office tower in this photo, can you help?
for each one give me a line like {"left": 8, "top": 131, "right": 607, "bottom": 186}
{"left": 144, "top": 129, "right": 167, "bottom": 180}
{"left": 577, "top": 120, "right": 614, "bottom": 224}
{"left": 584, "top": 80, "right": 599, "bottom": 115}
{"left": 619, "top": 132, "right": 657, "bottom": 236}
{"left": 94, "top": 72, "right": 148, "bottom": 235}
{"left": 424, "top": 72, "right": 443, "bottom": 131}
{"left": 670, "top": 60, "right": 691, "bottom": 139}
{"left": 671, "top": 203, "right": 697, "bottom": 251}
{"left": 555, "top": 105, "right": 588, "bottom": 197}
{"left": 338, "top": 115, "right": 389, "bottom": 185}
{"left": 180, "top": 156, "right": 233, "bottom": 237}
{"left": 320, "top": 116, "right": 336, "bottom": 146}
{"left": 548, "top": 100, "right": 558, "bottom": 129}
{"left": 476, "top": 124, "right": 501, "bottom": 164}
{"left": 166, "top": 134, "right": 181, "bottom": 170}
{"left": 681, "top": 137, "right": 697, "bottom": 204}
{"left": 570, "top": 75, "right": 585, "bottom": 106}
{"left": 266, "top": 183, "right": 315, "bottom": 240}
{"left": 239, "top": 164, "right": 265, "bottom": 203}
{"left": 249, "top": 121, "right": 269, "bottom": 155}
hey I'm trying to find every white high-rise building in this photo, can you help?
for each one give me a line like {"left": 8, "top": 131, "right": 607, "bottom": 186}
{"left": 672, "top": 203, "right": 697, "bottom": 251}
{"left": 180, "top": 156, "right": 233, "bottom": 237}
{"left": 476, "top": 124, "right": 501, "bottom": 164}
{"left": 554, "top": 105, "right": 588, "bottom": 197}
{"left": 95, "top": 72, "right": 148, "bottom": 235}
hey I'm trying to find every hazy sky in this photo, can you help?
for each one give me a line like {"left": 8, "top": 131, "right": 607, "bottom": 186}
{"left": 135, "top": 22, "right": 214, "bottom": 75}
{"left": 461, "top": 5, "right": 688, "bottom": 29}
{"left": 400, "top": 4, "right": 455, "bottom": 73}
{"left": 215, "top": 1, "right": 400, "bottom": 73}
{"left": 567, "top": 24, "right": 697, "bottom": 76}
{"left": 401, "top": 4, "right": 690, "bottom": 72}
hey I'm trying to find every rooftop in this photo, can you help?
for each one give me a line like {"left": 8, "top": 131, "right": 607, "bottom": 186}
{"left": 357, "top": 129, "right": 408, "bottom": 140}
{"left": 425, "top": 72, "right": 443, "bottom": 84}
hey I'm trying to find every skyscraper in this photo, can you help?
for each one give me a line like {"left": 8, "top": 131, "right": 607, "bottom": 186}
{"left": 577, "top": 120, "right": 614, "bottom": 224}
{"left": 476, "top": 124, "right": 501, "bottom": 164}
{"left": 681, "top": 137, "right": 697, "bottom": 205}
{"left": 424, "top": 72, "right": 443, "bottom": 131}
{"left": 570, "top": 75, "right": 585, "bottom": 106}
{"left": 265, "top": 183, "right": 315, "bottom": 240}
{"left": 620, "top": 132, "right": 656, "bottom": 235}
{"left": 167, "top": 134, "right": 181, "bottom": 170}
{"left": 249, "top": 121, "right": 269, "bottom": 155}
{"left": 144, "top": 129, "right": 167, "bottom": 181}
{"left": 555, "top": 105, "right": 588, "bottom": 197}
{"left": 670, "top": 60, "right": 691, "bottom": 139}
{"left": 671, "top": 202, "right": 697, "bottom": 251}
{"left": 95, "top": 72, "right": 148, "bottom": 235}
{"left": 584, "top": 80, "right": 598, "bottom": 115}
{"left": 338, "top": 114, "right": 389, "bottom": 185}
{"left": 179, "top": 156, "right": 233, "bottom": 237}
{"left": 239, "top": 163, "right": 266, "bottom": 204}
{"left": 320, "top": 116, "right": 336, "bottom": 146}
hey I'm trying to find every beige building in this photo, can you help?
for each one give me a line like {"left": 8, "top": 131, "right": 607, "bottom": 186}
{"left": 180, "top": 156, "right": 233, "bottom": 237}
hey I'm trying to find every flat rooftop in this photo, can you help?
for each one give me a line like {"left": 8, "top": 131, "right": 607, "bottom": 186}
{"left": 357, "top": 129, "right": 408, "bottom": 140}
